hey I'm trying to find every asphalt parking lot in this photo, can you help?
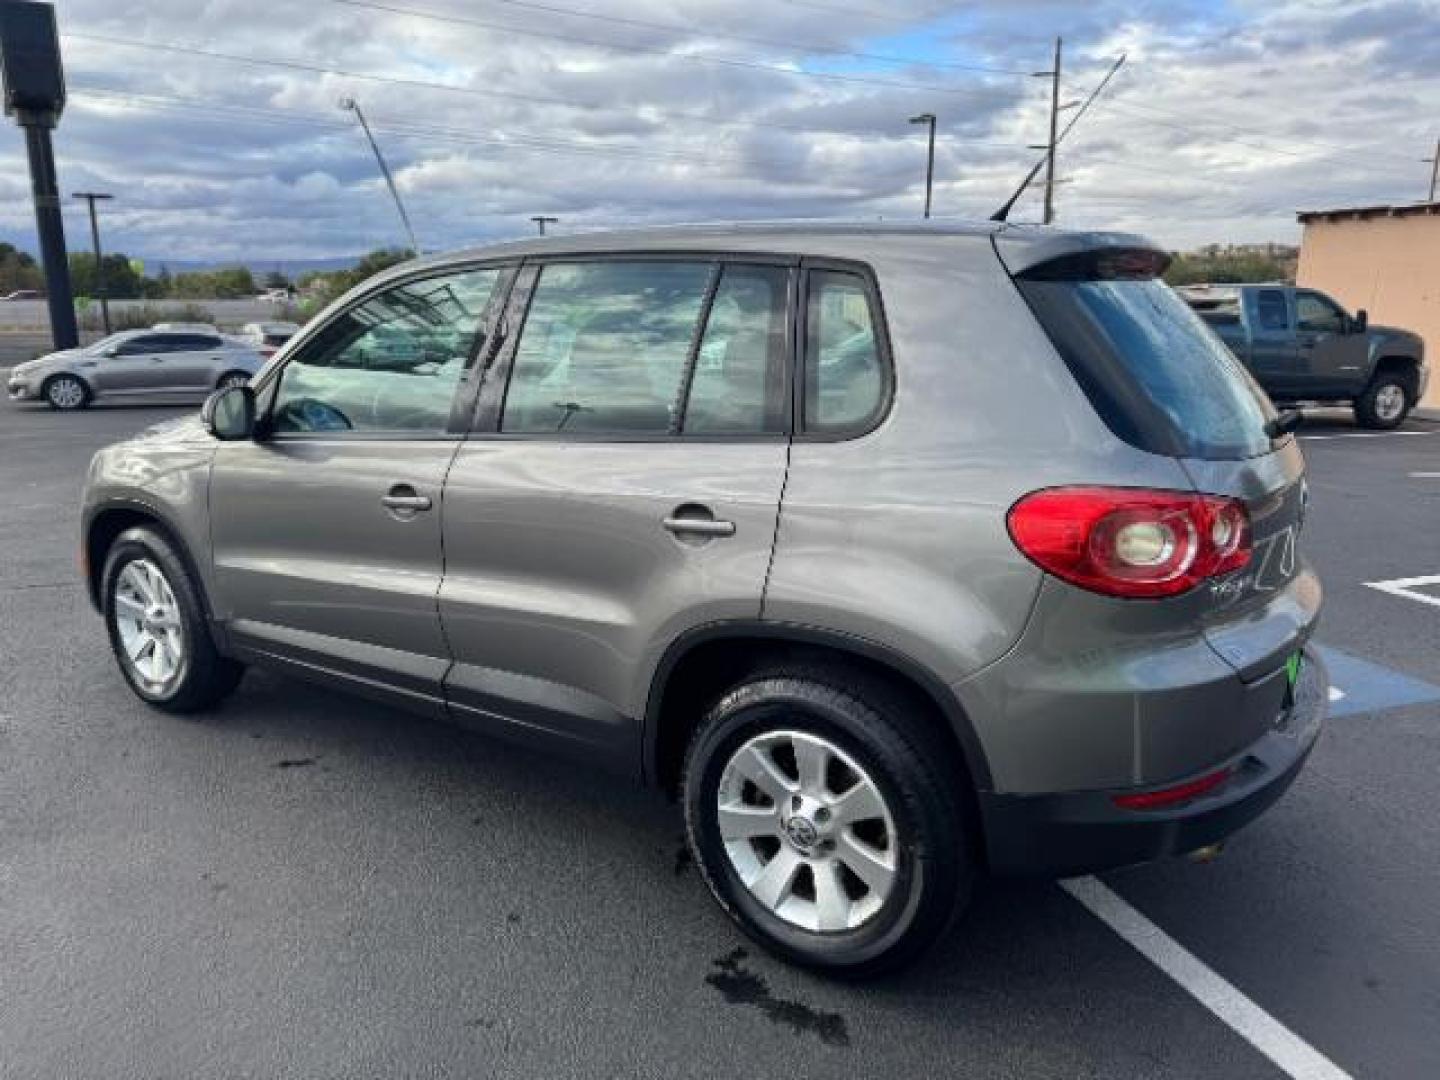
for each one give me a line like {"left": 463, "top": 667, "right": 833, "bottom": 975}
{"left": 2, "top": 401, "right": 1437, "bottom": 1079}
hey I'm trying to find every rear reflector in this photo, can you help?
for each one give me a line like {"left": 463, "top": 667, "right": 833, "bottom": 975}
{"left": 1111, "top": 766, "right": 1233, "bottom": 811}
{"left": 1007, "top": 486, "right": 1252, "bottom": 598}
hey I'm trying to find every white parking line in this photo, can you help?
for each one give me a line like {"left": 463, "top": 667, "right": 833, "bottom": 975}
{"left": 1410, "top": 472, "right": 1440, "bottom": 478}
{"left": 1365, "top": 574, "right": 1440, "bottom": 610}
{"left": 1061, "top": 877, "right": 1352, "bottom": 1080}
{"left": 1298, "top": 431, "right": 1433, "bottom": 441}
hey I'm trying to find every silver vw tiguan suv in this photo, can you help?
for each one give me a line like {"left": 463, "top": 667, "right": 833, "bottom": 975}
{"left": 81, "top": 222, "right": 1326, "bottom": 975}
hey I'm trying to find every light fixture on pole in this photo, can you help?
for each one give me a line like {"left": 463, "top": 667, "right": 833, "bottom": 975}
{"left": 530, "top": 215, "right": 558, "bottom": 236}
{"left": 908, "top": 113, "right": 936, "bottom": 219}
{"left": 339, "top": 96, "right": 419, "bottom": 254}
{"left": 72, "top": 191, "right": 113, "bottom": 334}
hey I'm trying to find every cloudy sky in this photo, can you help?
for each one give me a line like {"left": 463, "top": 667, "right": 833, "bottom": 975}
{"left": 2, "top": 0, "right": 1436, "bottom": 262}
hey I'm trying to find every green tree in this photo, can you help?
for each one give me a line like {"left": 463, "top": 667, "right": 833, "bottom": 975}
{"left": 0, "top": 242, "right": 45, "bottom": 294}
{"left": 263, "top": 269, "right": 291, "bottom": 290}
{"left": 300, "top": 248, "right": 414, "bottom": 311}
{"left": 68, "top": 252, "right": 145, "bottom": 299}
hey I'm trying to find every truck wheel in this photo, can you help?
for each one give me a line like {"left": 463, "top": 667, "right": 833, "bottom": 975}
{"left": 1354, "top": 374, "right": 1412, "bottom": 429}
{"left": 682, "top": 665, "right": 973, "bottom": 977}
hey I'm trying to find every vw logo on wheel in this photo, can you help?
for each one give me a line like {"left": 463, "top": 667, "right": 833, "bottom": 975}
{"left": 784, "top": 816, "right": 820, "bottom": 850}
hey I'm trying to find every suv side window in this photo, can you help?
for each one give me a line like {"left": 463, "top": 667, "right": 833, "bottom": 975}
{"left": 683, "top": 265, "right": 789, "bottom": 435}
{"left": 501, "top": 261, "right": 712, "bottom": 435}
{"left": 1295, "top": 291, "right": 1343, "bottom": 333}
{"left": 1255, "top": 289, "right": 1289, "bottom": 331}
{"left": 271, "top": 267, "right": 500, "bottom": 434}
{"left": 804, "top": 269, "right": 885, "bottom": 433}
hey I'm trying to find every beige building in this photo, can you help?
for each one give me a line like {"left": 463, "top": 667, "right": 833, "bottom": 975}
{"left": 1296, "top": 201, "right": 1440, "bottom": 408}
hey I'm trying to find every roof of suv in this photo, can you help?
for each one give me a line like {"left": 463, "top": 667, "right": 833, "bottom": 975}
{"left": 398, "top": 219, "right": 1161, "bottom": 278}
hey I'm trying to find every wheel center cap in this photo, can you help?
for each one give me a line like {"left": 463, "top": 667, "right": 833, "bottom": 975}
{"left": 783, "top": 815, "right": 820, "bottom": 851}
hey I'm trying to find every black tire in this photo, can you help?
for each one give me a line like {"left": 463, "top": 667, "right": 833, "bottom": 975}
{"left": 101, "top": 526, "right": 244, "bottom": 713}
{"left": 1354, "top": 372, "right": 1413, "bottom": 429}
{"left": 682, "top": 664, "right": 973, "bottom": 977}
{"left": 43, "top": 373, "right": 91, "bottom": 410}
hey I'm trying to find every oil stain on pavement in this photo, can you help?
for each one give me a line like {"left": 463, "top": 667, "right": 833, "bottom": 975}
{"left": 705, "top": 948, "right": 849, "bottom": 1047}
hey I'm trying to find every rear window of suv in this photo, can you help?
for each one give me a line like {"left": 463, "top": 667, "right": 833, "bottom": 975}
{"left": 1016, "top": 253, "right": 1276, "bottom": 460}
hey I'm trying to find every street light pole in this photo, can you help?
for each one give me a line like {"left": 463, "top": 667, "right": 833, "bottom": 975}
{"left": 339, "top": 97, "right": 419, "bottom": 254}
{"left": 531, "top": 215, "right": 558, "bottom": 236}
{"left": 72, "top": 191, "right": 113, "bottom": 334}
{"left": 908, "top": 113, "right": 936, "bottom": 219}
{"left": 1426, "top": 137, "right": 1439, "bottom": 202}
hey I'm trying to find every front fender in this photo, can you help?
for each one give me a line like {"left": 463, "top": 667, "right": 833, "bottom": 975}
{"left": 82, "top": 435, "right": 218, "bottom": 614}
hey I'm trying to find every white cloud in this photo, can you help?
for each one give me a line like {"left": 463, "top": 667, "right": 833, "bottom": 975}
{"left": 0, "top": 0, "right": 1430, "bottom": 259}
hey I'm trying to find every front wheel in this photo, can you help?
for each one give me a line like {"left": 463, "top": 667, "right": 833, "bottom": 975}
{"left": 44, "top": 373, "right": 90, "bottom": 410}
{"left": 682, "top": 667, "right": 972, "bottom": 977}
{"left": 1354, "top": 374, "right": 1412, "bottom": 429}
{"left": 102, "top": 526, "right": 244, "bottom": 713}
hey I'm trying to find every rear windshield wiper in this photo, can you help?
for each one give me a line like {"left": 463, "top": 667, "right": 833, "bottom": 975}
{"left": 1265, "top": 409, "right": 1303, "bottom": 440}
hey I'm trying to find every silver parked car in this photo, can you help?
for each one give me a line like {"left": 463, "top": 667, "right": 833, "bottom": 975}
{"left": 8, "top": 328, "right": 263, "bottom": 410}
{"left": 80, "top": 222, "right": 1326, "bottom": 975}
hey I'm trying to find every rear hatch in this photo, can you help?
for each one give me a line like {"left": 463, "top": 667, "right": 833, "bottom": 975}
{"left": 994, "top": 233, "right": 1314, "bottom": 681}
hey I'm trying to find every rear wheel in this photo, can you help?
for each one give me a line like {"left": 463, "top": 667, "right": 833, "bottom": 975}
{"left": 102, "top": 526, "right": 244, "bottom": 713}
{"left": 682, "top": 665, "right": 972, "bottom": 977}
{"left": 44, "top": 373, "right": 90, "bottom": 410}
{"left": 1354, "top": 373, "right": 1412, "bottom": 429}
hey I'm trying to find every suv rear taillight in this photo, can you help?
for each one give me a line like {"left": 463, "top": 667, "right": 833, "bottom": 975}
{"left": 1007, "top": 487, "right": 1251, "bottom": 599}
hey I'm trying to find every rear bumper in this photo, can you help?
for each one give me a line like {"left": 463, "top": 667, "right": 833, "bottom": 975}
{"left": 980, "top": 647, "right": 1326, "bottom": 877}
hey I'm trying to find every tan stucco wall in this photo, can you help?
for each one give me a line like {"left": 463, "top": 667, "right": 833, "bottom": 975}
{"left": 1297, "top": 212, "right": 1440, "bottom": 407}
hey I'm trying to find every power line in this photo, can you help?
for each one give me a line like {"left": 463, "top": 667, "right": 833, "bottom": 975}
{"left": 62, "top": 32, "right": 1027, "bottom": 140}
{"left": 328, "top": 0, "right": 1031, "bottom": 76}
{"left": 1092, "top": 100, "right": 1421, "bottom": 170}
{"left": 301, "top": 2, "right": 1023, "bottom": 97}
{"left": 71, "top": 84, "right": 1027, "bottom": 168}
{"left": 1095, "top": 97, "right": 1422, "bottom": 168}
{"left": 70, "top": 87, "right": 746, "bottom": 167}
{"left": 776, "top": 0, "right": 946, "bottom": 24}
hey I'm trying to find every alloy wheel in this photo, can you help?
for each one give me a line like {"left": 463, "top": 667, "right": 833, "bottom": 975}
{"left": 1374, "top": 383, "right": 1406, "bottom": 423}
{"left": 716, "top": 730, "right": 899, "bottom": 933}
{"left": 47, "top": 377, "right": 85, "bottom": 409}
{"left": 112, "top": 558, "right": 186, "bottom": 693}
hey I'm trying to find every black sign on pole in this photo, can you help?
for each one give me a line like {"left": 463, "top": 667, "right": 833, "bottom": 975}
{"left": 0, "top": 1, "right": 77, "bottom": 350}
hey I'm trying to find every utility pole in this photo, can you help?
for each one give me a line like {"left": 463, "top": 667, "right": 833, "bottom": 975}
{"left": 1426, "top": 138, "right": 1439, "bottom": 202}
{"left": 72, "top": 191, "right": 113, "bottom": 334}
{"left": 530, "top": 215, "right": 558, "bottom": 236}
{"left": 908, "top": 113, "right": 936, "bottom": 219}
{"left": 0, "top": 1, "right": 78, "bottom": 350}
{"left": 1038, "top": 37, "right": 1062, "bottom": 225}
{"left": 339, "top": 96, "right": 419, "bottom": 254}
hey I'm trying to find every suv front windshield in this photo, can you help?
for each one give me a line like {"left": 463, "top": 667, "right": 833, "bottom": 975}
{"left": 1018, "top": 273, "right": 1277, "bottom": 460}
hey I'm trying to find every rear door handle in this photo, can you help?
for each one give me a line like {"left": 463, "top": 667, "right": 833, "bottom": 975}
{"left": 663, "top": 516, "right": 735, "bottom": 538}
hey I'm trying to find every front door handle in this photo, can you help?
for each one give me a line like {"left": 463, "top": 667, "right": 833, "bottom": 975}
{"left": 663, "top": 516, "right": 736, "bottom": 538}
{"left": 382, "top": 485, "right": 433, "bottom": 515}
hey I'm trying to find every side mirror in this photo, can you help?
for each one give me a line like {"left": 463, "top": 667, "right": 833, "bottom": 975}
{"left": 202, "top": 384, "right": 257, "bottom": 441}
{"left": 1352, "top": 308, "right": 1368, "bottom": 334}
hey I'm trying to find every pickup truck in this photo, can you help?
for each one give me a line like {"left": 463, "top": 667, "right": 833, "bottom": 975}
{"left": 1181, "top": 284, "right": 1428, "bottom": 428}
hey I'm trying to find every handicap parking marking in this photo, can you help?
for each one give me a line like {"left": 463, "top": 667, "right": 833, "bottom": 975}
{"left": 1364, "top": 574, "right": 1440, "bottom": 610}
{"left": 1313, "top": 644, "right": 1440, "bottom": 718}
